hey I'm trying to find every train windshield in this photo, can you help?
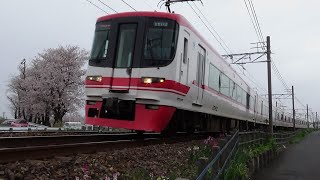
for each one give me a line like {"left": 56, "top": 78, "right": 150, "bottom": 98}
{"left": 143, "top": 18, "right": 179, "bottom": 67}
{"left": 90, "top": 22, "right": 110, "bottom": 61}
{"left": 89, "top": 17, "right": 178, "bottom": 68}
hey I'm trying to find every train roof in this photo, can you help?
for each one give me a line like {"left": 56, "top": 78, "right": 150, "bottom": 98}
{"left": 97, "top": 12, "right": 222, "bottom": 58}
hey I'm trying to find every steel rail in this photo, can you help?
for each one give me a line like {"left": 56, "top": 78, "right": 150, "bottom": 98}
{"left": 0, "top": 133, "right": 209, "bottom": 163}
{"left": 0, "top": 133, "right": 162, "bottom": 148}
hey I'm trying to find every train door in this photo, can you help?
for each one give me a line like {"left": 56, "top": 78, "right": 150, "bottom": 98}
{"left": 195, "top": 45, "right": 206, "bottom": 105}
{"left": 179, "top": 31, "right": 190, "bottom": 85}
{"left": 109, "top": 19, "right": 144, "bottom": 92}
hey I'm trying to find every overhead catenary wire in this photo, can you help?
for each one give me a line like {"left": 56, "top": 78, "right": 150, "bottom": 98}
{"left": 97, "top": 0, "right": 118, "bottom": 13}
{"left": 248, "top": 0, "right": 265, "bottom": 49}
{"left": 144, "top": 0, "right": 158, "bottom": 10}
{"left": 236, "top": 65, "right": 268, "bottom": 94}
{"left": 242, "top": 0, "right": 310, "bottom": 114}
{"left": 84, "top": 0, "right": 109, "bottom": 14}
{"left": 188, "top": 1, "right": 269, "bottom": 95}
{"left": 183, "top": 1, "right": 268, "bottom": 97}
{"left": 243, "top": 0, "right": 307, "bottom": 112}
{"left": 120, "top": 0, "right": 137, "bottom": 11}
{"left": 243, "top": 0, "right": 263, "bottom": 49}
{"left": 187, "top": 2, "right": 231, "bottom": 56}
{"left": 192, "top": 2, "right": 233, "bottom": 55}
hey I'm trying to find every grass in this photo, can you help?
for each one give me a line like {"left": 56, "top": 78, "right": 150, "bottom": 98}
{"left": 223, "top": 138, "right": 276, "bottom": 180}
{"left": 289, "top": 129, "right": 314, "bottom": 144}
{"left": 224, "top": 129, "right": 316, "bottom": 180}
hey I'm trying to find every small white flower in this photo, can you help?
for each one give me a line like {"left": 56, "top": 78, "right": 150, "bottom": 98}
{"left": 193, "top": 146, "right": 200, "bottom": 151}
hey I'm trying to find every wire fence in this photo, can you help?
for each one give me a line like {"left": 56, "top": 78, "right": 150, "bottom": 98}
{"left": 196, "top": 130, "right": 299, "bottom": 180}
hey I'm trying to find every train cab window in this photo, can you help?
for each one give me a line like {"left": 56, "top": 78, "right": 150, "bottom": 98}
{"left": 90, "top": 22, "right": 111, "bottom": 61}
{"left": 115, "top": 24, "right": 137, "bottom": 68}
{"left": 143, "top": 18, "right": 179, "bottom": 67}
{"left": 208, "top": 64, "right": 220, "bottom": 91}
{"left": 183, "top": 38, "right": 188, "bottom": 64}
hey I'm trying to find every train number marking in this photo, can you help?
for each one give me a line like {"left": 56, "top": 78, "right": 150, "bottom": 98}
{"left": 212, "top": 105, "right": 218, "bottom": 111}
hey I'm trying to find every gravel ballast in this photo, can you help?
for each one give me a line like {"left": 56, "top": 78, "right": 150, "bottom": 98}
{"left": 0, "top": 140, "right": 206, "bottom": 180}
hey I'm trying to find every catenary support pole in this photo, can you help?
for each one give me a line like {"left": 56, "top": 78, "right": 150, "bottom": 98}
{"left": 307, "top": 104, "right": 309, "bottom": 128}
{"left": 267, "top": 36, "right": 273, "bottom": 134}
{"left": 292, "top": 86, "right": 295, "bottom": 131}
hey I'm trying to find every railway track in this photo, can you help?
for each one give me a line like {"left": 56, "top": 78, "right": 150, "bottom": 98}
{"left": 0, "top": 133, "right": 153, "bottom": 148}
{"left": 0, "top": 130, "right": 132, "bottom": 137}
{"left": 0, "top": 132, "right": 211, "bottom": 163}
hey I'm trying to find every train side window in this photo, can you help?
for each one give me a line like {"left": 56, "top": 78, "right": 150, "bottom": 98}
{"left": 261, "top": 101, "right": 263, "bottom": 115}
{"left": 250, "top": 96, "right": 255, "bottom": 110}
{"left": 246, "top": 93, "right": 250, "bottom": 109}
{"left": 220, "top": 73, "right": 230, "bottom": 96}
{"left": 183, "top": 38, "right": 188, "bottom": 64}
{"left": 242, "top": 89, "right": 246, "bottom": 105}
{"left": 208, "top": 64, "right": 220, "bottom": 91}
{"left": 230, "top": 81, "right": 237, "bottom": 100}
{"left": 236, "top": 85, "right": 242, "bottom": 103}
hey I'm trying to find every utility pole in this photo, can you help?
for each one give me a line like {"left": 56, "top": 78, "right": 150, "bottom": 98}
{"left": 307, "top": 104, "right": 309, "bottom": 128}
{"left": 20, "top": 58, "right": 26, "bottom": 119}
{"left": 21, "top": 58, "right": 26, "bottom": 79}
{"left": 316, "top": 112, "right": 318, "bottom": 128}
{"left": 292, "top": 86, "right": 295, "bottom": 131}
{"left": 267, "top": 36, "right": 273, "bottom": 134}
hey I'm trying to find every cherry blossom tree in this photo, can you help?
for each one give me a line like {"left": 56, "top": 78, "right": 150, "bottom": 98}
{"left": 7, "top": 45, "right": 88, "bottom": 126}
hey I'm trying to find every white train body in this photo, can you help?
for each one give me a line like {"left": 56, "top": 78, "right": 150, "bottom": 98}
{"left": 85, "top": 12, "right": 308, "bottom": 132}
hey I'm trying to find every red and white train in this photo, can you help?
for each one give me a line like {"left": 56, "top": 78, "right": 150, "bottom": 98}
{"left": 85, "top": 12, "right": 308, "bottom": 132}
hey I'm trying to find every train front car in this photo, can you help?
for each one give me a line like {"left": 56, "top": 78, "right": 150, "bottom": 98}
{"left": 85, "top": 12, "right": 186, "bottom": 132}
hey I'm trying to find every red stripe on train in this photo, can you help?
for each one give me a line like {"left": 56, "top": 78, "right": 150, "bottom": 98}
{"left": 85, "top": 77, "right": 190, "bottom": 95}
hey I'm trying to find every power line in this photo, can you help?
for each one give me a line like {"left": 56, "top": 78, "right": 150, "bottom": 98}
{"left": 271, "top": 62, "right": 289, "bottom": 90}
{"left": 120, "top": 0, "right": 137, "bottom": 11}
{"left": 144, "top": 0, "right": 157, "bottom": 10}
{"left": 248, "top": 0, "right": 265, "bottom": 48}
{"left": 243, "top": 0, "right": 263, "bottom": 48}
{"left": 187, "top": 2, "right": 231, "bottom": 56}
{"left": 84, "top": 0, "right": 109, "bottom": 14}
{"left": 192, "top": 2, "right": 233, "bottom": 54}
{"left": 236, "top": 65, "right": 268, "bottom": 94}
{"left": 97, "top": 0, "right": 118, "bottom": 13}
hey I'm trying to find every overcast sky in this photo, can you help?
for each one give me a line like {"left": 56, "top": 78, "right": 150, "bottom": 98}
{"left": 0, "top": 0, "right": 318, "bottom": 119}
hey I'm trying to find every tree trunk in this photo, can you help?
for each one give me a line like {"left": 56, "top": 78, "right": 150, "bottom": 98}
{"left": 43, "top": 114, "right": 50, "bottom": 127}
{"left": 54, "top": 115, "right": 63, "bottom": 127}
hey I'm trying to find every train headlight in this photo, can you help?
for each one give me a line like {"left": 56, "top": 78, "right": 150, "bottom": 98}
{"left": 141, "top": 77, "right": 165, "bottom": 84}
{"left": 86, "top": 76, "right": 102, "bottom": 82}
